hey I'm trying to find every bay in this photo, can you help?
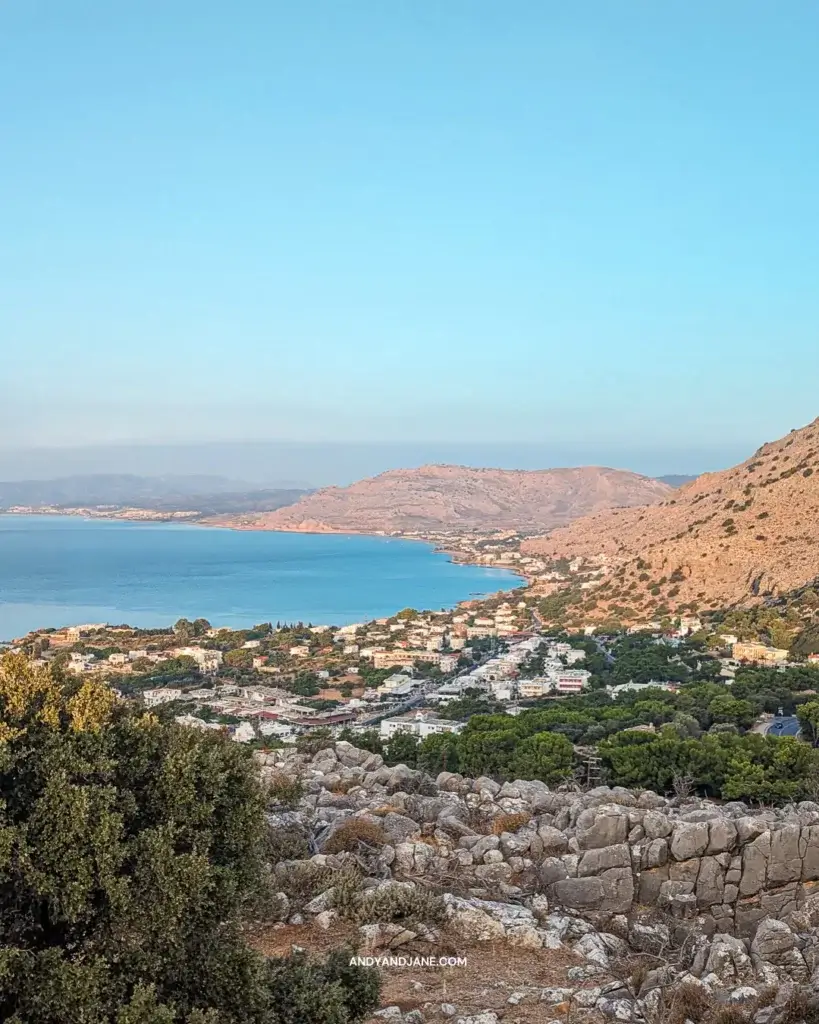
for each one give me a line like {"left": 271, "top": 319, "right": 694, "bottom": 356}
{"left": 0, "top": 515, "right": 520, "bottom": 640}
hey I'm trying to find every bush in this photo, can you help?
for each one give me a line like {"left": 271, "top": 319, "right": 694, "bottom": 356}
{"left": 0, "top": 654, "right": 378, "bottom": 1024}
{"left": 295, "top": 728, "right": 333, "bottom": 756}
{"left": 279, "top": 862, "right": 363, "bottom": 908}
{"left": 667, "top": 982, "right": 714, "bottom": 1024}
{"left": 267, "top": 824, "right": 311, "bottom": 863}
{"left": 267, "top": 770, "right": 305, "bottom": 809}
{"left": 323, "top": 819, "right": 388, "bottom": 854}
{"left": 352, "top": 884, "right": 447, "bottom": 926}
{"left": 491, "top": 812, "right": 532, "bottom": 834}
{"left": 266, "top": 949, "right": 380, "bottom": 1024}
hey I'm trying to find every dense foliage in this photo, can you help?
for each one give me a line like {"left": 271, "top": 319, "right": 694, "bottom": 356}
{"left": 599, "top": 729, "right": 818, "bottom": 803}
{"left": 0, "top": 655, "right": 379, "bottom": 1024}
{"left": 379, "top": 657, "right": 819, "bottom": 802}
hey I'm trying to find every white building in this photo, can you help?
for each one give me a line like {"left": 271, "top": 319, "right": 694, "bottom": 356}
{"left": 606, "top": 680, "right": 677, "bottom": 697}
{"left": 174, "top": 647, "right": 224, "bottom": 673}
{"left": 143, "top": 688, "right": 183, "bottom": 707}
{"left": 380, "top": 710, "right": 464, "bottom": 741}
{"left": 231, "top": 722, "right": 257, "bottom": 743}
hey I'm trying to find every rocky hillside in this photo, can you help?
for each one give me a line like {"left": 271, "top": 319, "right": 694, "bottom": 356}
{"left": 523, "top": 418, "right": 819, "bottom": 616}
{"left": 259, "top": 740, "right": 819, "bottom": 1024}
{"left": 223, "top": 464, "right": 672, "bottom": 536}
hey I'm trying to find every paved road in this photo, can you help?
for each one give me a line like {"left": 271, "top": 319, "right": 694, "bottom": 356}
{"left": 766, "top": 716, "right": 801, "bottom": 738}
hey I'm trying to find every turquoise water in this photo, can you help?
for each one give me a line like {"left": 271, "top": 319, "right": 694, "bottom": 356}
{"left": 0, "top": 515, "right": 520, "bottom": 640}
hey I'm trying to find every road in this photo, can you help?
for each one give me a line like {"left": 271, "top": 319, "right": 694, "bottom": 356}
{"left": 766, "top": 716, "right": 801, "bottom": 738}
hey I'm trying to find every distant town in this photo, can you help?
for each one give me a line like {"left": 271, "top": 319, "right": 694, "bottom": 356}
{"left": 8, "top": 581, "right": 818, "bottom": 769}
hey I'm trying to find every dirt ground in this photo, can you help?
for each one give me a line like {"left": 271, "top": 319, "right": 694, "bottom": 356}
{"left": 252, "top": 922, "right": 604, "bottom": 1023}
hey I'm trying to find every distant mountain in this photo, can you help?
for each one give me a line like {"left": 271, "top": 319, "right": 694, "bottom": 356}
{"left": 0, "top": 475, "right": 309, "bottom": 514}
{"left": 656, "top": 474, "right": 699, "bottom": 488}
{"left": 222, "top": 464, "right": 673, "bottom": 536}
{"left": 523, "top": 417, "right": 819, "bottom": 615}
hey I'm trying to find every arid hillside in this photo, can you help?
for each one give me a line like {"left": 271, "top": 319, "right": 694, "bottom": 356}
{"left": 523, "top": 418, "right": 819, "bottom": 615}
{"left": 223, "top": 463, "right": 672, "bottom": 535}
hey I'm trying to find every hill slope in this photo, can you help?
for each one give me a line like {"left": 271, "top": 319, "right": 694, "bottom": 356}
{"left": 224, "top": 464, "right": 672, "bottom": 535}
{"left": 523, "top": 418, "right": 819, "bottom": 615}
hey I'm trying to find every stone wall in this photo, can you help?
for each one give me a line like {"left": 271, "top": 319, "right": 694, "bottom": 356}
{"left": 262, "top": 741, "right": 819, "bottom": 944}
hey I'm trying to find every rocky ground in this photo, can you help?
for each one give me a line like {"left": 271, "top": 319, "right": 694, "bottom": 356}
{"left": 255, "top": 741, "right": 819, "bottom": 1024}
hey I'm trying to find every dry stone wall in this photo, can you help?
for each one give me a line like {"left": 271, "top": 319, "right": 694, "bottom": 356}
{"left": 262, "top": 741, "right": 819, "bottom": 943}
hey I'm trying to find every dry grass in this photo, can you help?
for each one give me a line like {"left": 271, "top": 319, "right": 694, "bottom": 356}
{"left": 323, "top": 819, "right": 388, "bottom": 854}
{"left": 370, "top": 804, "right": 403, "bottom": 817}
{"left": 491, "top": 811, "right": 532, "bottom": 835}
{"left": 666, "top": 981, "right": 714, "bottom": 1024}
{"left": 252, "top": 921, "right": 591, "bottom": 1024}
{"left": 709, "top": 1006, "right": 750, "bottom": 1024}
{"left": 778, "top": 989, "right": 812, "bottom": 1024}
{"left": 266, "top": 770, "right": 304, "bottom": 809}
{"left": 329, "top": 778, "right": 361, "bottom": 795}
{"left": 278, "top": 862, "right": 362, "bottom": 906}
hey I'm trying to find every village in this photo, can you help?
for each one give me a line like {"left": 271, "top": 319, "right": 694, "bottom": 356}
{"left": 8, "top": 580, "right": 817, "bottom": 753}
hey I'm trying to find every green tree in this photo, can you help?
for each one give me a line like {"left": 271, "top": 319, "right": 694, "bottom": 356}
{"left": 290, "top": 672, "right": 320, "bottom": 698}
{"left": 224, "top": 648, "right": 254, "bottom": 669}
{"left": 509, "top": 732, "right": 574, "bottom": 785}
{"left": 708, "top": 694, "right": 757, "bottom": 730}
{"left": 416, "top": 733, "right": 460, "bottom": 775}
{"left": 384, "top": 731, "right": 419, "bottom": 767}
{"left": 0, "top": 655, "right": 379, "bottom": 1024}
{"left": 797, "top": 700, "right": 819, "bottom": 746}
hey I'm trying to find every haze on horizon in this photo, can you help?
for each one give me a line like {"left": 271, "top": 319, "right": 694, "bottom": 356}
{"left": 2, "top": 1, "right": 818, "bottom": 479}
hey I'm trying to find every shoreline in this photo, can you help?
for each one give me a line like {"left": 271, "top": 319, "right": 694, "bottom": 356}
{"left": 0, "top": 509, "right": 531, "bottom": 585}
{"left": 0, "top": 512, "right": 526, "bottom": 640}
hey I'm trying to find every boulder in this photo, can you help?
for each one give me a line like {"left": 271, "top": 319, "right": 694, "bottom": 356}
{"left": 380, "top": 812, "right": 421, "bottom": 843}
{"left": 538, "top": 824, "right": 569, "bottom": 854}
{"left": 552, "top": 876, "right": 605, "bottom": 910}
{"left": 751, "top": 919, "right": 796, "bottom": 960}
{"left": 576, "top": 808, "right": 629, "bottom": 850}
{"left": 447, "top": 905, "right": 506, "bottom": 943}
{"left": 642, "top": 810, "right": 673, "bottom": 840}
{"left": 578, "top": 843, "right": 631, "bottom": 877}
{"left": 767, "top": 824, "right": 802, "bottom": 884}
{"left": 706, "top": 818, "right": 738, "bottom": 855}
{"left": 670, "top": 821, "right": 709, "bottom": 861}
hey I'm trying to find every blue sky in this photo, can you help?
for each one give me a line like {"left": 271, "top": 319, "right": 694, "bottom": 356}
{"left": 2, "top": 1, "right": 818, "bottom": 473}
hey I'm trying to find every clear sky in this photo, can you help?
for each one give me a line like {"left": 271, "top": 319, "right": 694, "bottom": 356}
{"left": 2, "top": 1, "right": 818, "bottom": 474}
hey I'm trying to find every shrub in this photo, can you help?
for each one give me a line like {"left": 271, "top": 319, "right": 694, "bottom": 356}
{"left": 667, "top": 982, "right": 714, "bottom": 1024}
{"left": 386, "top": 772, "right": 438, "bottom": 796}
{"left": 279, "top": 862, "right": 363, "bottom": 907}
{"left": 266, "top": 948, "right": 380, "bottom": 1024}
{"left": 267, "top": 823, "right": 311, "bottom": 863}
{"left": 323, "top": 819, "right": 388, "bottom": 854}
{"left": 352, "top": 885, "right": 447, "bottom": 925}
{"left": 0, "top": 654, "right": 377, "bottom": 1024}
{"left": 267, "top": 770, "right": 305, "bottom": 809}
{"left": 491, "top": 812, "right": 532, "bottom": 835}
{"left": 295, "top": 728, "right": 333, "bottom": 756}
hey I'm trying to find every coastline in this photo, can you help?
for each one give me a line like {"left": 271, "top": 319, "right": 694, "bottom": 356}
{"left": 0, "top": 513, "right": 526, "bottom": 640}
{"left": 1, "top": 509, "right": 532, "bottom": 585}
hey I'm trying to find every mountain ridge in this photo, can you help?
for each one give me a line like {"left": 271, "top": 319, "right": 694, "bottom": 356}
{"left": 221, "top": 462, "right": 674, "bottom": 536}
{"left": 522, "top": 417, "right": 819, "bottom": 617}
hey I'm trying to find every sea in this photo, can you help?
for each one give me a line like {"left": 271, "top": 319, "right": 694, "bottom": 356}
{"left": 0, "top": 515, "right": 520, "bottom": 641}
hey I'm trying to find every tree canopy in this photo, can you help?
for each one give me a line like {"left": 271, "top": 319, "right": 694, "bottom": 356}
{"left": 0, "top": 654, "right": 379, "bottom": 1024}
